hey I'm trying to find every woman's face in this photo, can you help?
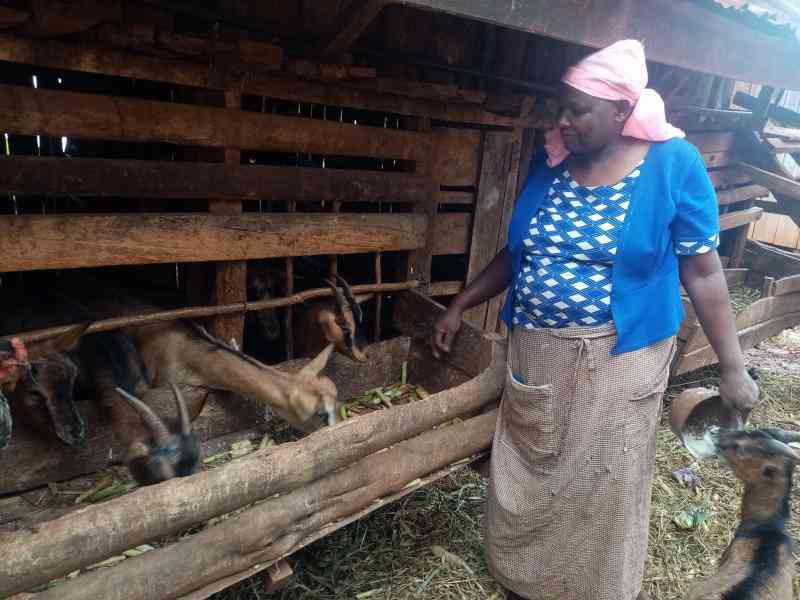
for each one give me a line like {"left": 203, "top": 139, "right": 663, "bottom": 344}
{"left": 557, "top": 84, "right": 630, "bottom": 155}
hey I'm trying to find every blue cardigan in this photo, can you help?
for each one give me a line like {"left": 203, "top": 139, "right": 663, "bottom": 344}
{"left": 501, "top": 138, "right": 719, "bottom": 354}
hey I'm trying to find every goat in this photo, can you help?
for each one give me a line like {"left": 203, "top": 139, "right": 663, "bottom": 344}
{"left": 685, "top": 428, "right": 799, "bottom": 600}
{"left": 0, "top": 324, "right": 90, "bottom": 448}
{"left": 246, "top": 261, "right": 370, "bottom": 363}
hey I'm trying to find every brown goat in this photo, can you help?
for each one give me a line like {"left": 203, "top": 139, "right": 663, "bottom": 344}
{"left": 246, "top": 263, "right": 370, "bottom": 363}
{"left": 685, "top": 428, "right": 799, "bottom": 600}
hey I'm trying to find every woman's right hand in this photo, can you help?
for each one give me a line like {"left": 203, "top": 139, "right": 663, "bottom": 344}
{"left": 431, "top": 305, "right": 463, "bottom": 359}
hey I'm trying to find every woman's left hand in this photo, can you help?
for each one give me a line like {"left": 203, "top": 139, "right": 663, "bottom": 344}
{"left": 718, "top": 366, "right": 759, "bottom": 422}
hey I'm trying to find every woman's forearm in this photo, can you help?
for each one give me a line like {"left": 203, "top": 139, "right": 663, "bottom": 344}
{"left": 451, "top": 247, "right": 514, "bottom": 313}
{"left": 679, "top": 253, "right": 744, "bottom": 372}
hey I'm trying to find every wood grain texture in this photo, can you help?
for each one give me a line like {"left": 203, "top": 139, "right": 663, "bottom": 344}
{"left": 719, "top": 206, "right": 763, "bottom": 231}
{"left": 0, "top": 156, "right": 436, "bottom": 203}
{"left": 0, "top": 84, "right": 432, "bottom": 161}
{"left": 433, "top": 129, "right": 482, "bottom": 187}
{"left": 716, "top": 184, "right": 768, "bottom": 206}
{"left": 432, "top": 213, "right": 471, "bottom": 255}
{"left": 0, "top": 213, "right": 429, "bottom": 272}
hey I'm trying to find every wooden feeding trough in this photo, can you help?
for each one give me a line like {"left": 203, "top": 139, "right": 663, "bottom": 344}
{"left": 0, "top": 291, "right": 505, "bottom": 599}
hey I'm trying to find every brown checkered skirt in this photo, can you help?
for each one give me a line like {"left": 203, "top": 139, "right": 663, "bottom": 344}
{"left": 485, "top": 323, "right": 675, "bottom": 600}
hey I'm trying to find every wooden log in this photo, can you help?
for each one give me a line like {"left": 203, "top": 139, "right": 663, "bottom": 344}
{"left": 2, "top": 281, "right": 419, "bottom": 345}
{"left": 716, "top": 184, "right": 768, "bottom": 206}
{"left": 0, "top": 156, "right": 436, "bottom": 203}
{"left": 0, "top": 34, "right": 521, "bottom": 127}
{"left": 773, "top": 273, "right": 800, "bottom": 297}
{"left": 432, "top": 213, "right": 471, "bottom": 255}
{"left": 719, "top": 206, "right": 763, "bottom": 232}
{"left": 0, "top": 341, "right": 504, "bottom": 596}
{"left": 0, "top": 84, "right": 432, "bottom": 161}
{"left": 0, "top": 213, "right": 428, "bottom": 272}
{"left": 0, "top": 337, "right": 411, "bottom": 493}
{"left": 33, "top": 410, "right": 498, "bottom": 600}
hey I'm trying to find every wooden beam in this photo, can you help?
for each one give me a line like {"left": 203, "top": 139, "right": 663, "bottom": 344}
{"left": 719, "top": 206, "right": 763, "bottom": 232}
{"left": 0, "top": 213, "right": 429, "bottom": 272}
{"left": 21, "top": 0, "right": 122, "bottom": 37}
{"left": 432, "top": 213, "right": 471, "bottom": 255}
{"left": 0, "top": 156, "right": 436, "bottom": 203}
{"left": 0, "top": 33, "right": 522, "bottom": 127}
{"left": 734, "top": 92, "right": 800, "bottom": 128}
{"left": 716, "top": 184, "right": 769, "bottom": 206}
{"left": 428, "top": 280, "right": 463, "bottom": 296}
{"left": 773, "top": 274, "right": 800, "bottom": 297}
{"left": 321, "top": 0, "right": 388, "bottom": 57}
{"left": 0, "top": 84, "right": 432, "bottom": 161}
{"left": 399, "top": 0, "right": 800, "bottom": 89}
{"left": 669, "top": 106, "right": 752, "bottom": 132}
{"left": 708, "top": 167, "right": 752, "bottom": 190}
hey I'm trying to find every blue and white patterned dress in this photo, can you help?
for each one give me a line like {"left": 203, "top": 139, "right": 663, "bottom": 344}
{"left": 512, "top": 163, "right": 719, "bottom": 330}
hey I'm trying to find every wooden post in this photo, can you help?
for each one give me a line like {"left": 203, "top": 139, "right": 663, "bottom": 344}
{"left": 374, "top": 251, "right": 383, "bottom": 342}
{"left": 263, "top": 559, "right": 294, "bottom": 593}
{"left": 208, "top": 90, "right": 246, "bottom": 345}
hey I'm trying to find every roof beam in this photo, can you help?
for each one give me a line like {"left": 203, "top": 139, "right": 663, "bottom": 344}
{"left": 397, "top": 0, "right": 800, "bottom": 90}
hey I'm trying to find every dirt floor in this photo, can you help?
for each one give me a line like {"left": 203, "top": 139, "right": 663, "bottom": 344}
{"left": 215, "top": 326, "right": 800, "bottom": 600}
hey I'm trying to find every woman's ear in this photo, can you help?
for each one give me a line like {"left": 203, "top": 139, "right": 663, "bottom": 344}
{"left": 614, "top": 100, "right": 633, "bottom": 123}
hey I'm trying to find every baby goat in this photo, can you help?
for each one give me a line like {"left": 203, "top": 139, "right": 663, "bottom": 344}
{"left": 686, "top": 428, "right": 799, "bottom": 600}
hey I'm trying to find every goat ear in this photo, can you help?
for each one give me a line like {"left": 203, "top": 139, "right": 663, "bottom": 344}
{"left": 299, "top": 344, "right": 334, "bottom": 377}
{"left": 50, "top": 323, "right": 92, "bottom": 352}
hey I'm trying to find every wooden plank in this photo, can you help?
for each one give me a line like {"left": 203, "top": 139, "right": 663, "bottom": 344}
{"left": 439, "top": 190, "right": 475, "bottom": 205}
{"left": 321, "top": 0, "right": 388, "bottom": 57}
{"left": 669, "top": 107, "right": 751, "bottom": 132}
{"left": 0, "top": 33, "right": 521, "bottom": 127}
{"left": 0, "top": 156, "right": 436, "bottom": 203}
{"left": 209, "top": 90, "right": 246, "bottom": 345}
{"left": 740, "top": 163, "right": 800, "bottom": 201}
{"left": 0, "top": 6, "right": 29, "bottom": 27}
{"left": 686, "top": 131, "right": 737, "bottom": 154}
{"left": 0, "top": 213, "right": 429, "bottom": 272}
{"left": 766, "top": 137, "right": 800, "bottom": 154}
{"left": 734, "top": 92, "right": 800, "bottom": 128}
{"left": 701, "top": 150, "right": 736, "bottom": 169}
{"left": 463, "top": 131, "right": 513, "bottom": 329}
{"left": 21, "top": 0, "right": 121, "bottom": 37}
{"left": 773, "top": 274, "right": 800, "bottom": 297}
{"left": 0, "top": 84, "right": 432, "bottom": 162}
{"left": 719, "top": 206, "right": 763, "bottom": 232}
{"left": 676, "top": 310, "right": 800, "bottom": 375}
{"left": 708, "top": 167, "right": 752, "bottom": 190}
{"left": 716, "top": 184, "right": 768, "bottom": 206}
{"left": 400, "top": 0, "right": 800, "bottom": 90}
{"left": 433, "top": 129, "right": 482, "bottom": 187}
{"left": 432, "top": 213, "right": 471, "bottom": 255}
{"left": 772, "top": 214, "right": 800, "bottom": 249}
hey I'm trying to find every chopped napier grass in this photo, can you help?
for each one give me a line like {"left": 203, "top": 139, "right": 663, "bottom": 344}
{"left": 728, "top": 284, "right": 761, "bottom": 315}
{"left": 215, "top": 330, "right": 800, "bottom": 600}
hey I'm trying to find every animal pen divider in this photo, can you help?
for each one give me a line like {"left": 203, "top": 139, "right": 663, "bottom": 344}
{"left": 0, "top": 6, "right": 537, "bottom": 597}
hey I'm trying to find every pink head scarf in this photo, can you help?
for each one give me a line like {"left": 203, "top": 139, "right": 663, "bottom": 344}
{"left": 544, "top": 39, "right": 685, "bottom": 167}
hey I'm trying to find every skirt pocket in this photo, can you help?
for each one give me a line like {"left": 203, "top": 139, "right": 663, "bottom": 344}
{"left": 500, "top": 367, "right": 558, "bottom": 463}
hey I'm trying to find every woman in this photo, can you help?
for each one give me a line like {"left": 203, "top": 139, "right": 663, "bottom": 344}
{"left": 431, "top": 40, "right": 758, "bottom": 600}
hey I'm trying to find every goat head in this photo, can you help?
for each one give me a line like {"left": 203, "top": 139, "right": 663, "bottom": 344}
{"left": 716, "top": 428, "right": 800, "bottom": 485}
{"left": 116, "top": 383, "right": 199, "bottom": 485}
{"left": 8, "top": 324, "right": 90, "bottom": 447}
{"left": 321, "top": 276, "right": 369, "bottom": 363}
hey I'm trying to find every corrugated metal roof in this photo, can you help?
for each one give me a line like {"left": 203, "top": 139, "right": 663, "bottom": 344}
{"left": 705, "top": 0, "right": 800, "bottom": 42}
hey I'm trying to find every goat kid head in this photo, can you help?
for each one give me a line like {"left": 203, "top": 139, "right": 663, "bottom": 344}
{"left": 8, "top": 324, "right": 90, "bottom": 447}
{"left": 247, "top": 263, "right": 282, "bottom": 341}
{"left": 116, "top": 383, "right": 199, "bottom": 485}
{"left": 320, "top": 276, "right": 369, "bottom": 363}
{"left": 717, "top": 428, "right": 800, "bottom": 486}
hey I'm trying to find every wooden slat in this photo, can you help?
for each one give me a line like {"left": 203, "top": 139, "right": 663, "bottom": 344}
{"left": 0, "top": 84, "right": 432, "bottom": 161}
{"left": 701, "top": 150, "right": 736, "bottom": 169}
{"left": 433, "top": 129, "right": 482, "bottom": 187}
{"left": 464, "top": 131, "right": 512, "bottom": 329}
{"left": 765, "top": 137, "right": 800, "bottom": 154}
{"left": 708, "top": 167, "right": 752, "bottom": 190}
{"left": 669, "top": 107, "right": 752, "bottom": 132}
{"left": 0, "top": 213, "right": 429, "bottom": 272}
{"left": 773, "top": 274, "right": 800, "bottom": 297}
{"left": 716, "top": 184, "right": 769, "bottom": 206}
{"left": 719, "top": 206, "right": 763, "bottom": 231}
{"left": 0, "top": 34, "right": 520, "bottom": 127}
{"left": 432, "top": 213, "right": 471, "bottom": 255}
{"left": 687, "top": 131, "right": 737, "bottom": 154}
{"left": 0, "top": 156, "right": 436, "bottom": 203}
{"left": 439, "top": 190, "right": 475, "bottom": 205}
{"left": 321, "top": 0, "right": 388, "bottom": 57}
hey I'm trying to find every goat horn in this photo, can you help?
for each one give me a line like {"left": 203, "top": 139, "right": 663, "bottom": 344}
{"left": 764, "top": 437, "right": 800, "bottom": 462}
{"left": 763, "top": 428, "right": 800, "bottom": 445}
{"left": 115, "top": 387, "right": 171, "bottom": 446}
{"left": 299, "top": 344, "right": 335, "bottom": 377}
{"left": 332, "top": 273, "right": 363, "bottom": 323}
{"left": 170, "top": 383, "right": 192, "bottom": 436}
{"left": 324, "top": 278, "right": 349, "bottom": 314}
